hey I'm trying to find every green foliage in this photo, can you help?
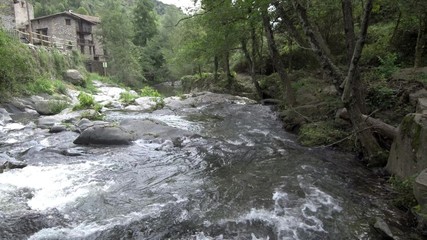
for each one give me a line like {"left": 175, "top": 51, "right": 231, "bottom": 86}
{"left": 133, "top": 0, "right": 158, "bottom": 47}
{"left": 0, "top": 30, "right": 37, "bottom": 94}
{"left": 140, "top": 86, "right": 162, "bottom": 97}
{"left": 377, "top": 53, "right": 399, "bottom": 80}
{"left": 48, "top": 100, "right": 69, "bottom": 114}
{"left": 80, "top": 110, "right": 105, "bottom": 121}
{"left": 298, "top": 121, "right": 348, "bottom": 147}
{"left": 100, "top": 0, "right": 144, "bottom": 87}
{"left": 119, "top": 91, "right": 138, "bottom": 104}
{"left": 366, "top": 85, "right": 397, "bottom": 110}
{"left": 151, "top": 97, "right": 165, "bottom": 111}
{"left": 389, "top": 175, "right": 417, "bottom": 210}
{"left": 73, "top": 92, "right": 96, "bottom": 110}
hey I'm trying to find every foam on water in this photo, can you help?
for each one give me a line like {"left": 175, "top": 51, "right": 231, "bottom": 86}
{"left": 238, "top": 185, "right": 342, "bottom": 240}
{"left": 0, "top": 161, "right": 114, "bottom": 211}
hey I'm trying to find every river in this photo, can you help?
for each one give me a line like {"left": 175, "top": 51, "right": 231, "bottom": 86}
{"left": 0, "top": 84, "right": 420, "bottom": 239}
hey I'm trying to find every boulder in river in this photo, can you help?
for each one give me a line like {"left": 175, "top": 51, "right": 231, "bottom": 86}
{"left": 0, "top": 108, "right": 12, "bottom": 125}
{"left": 386, "top": 113, "right": 427, "bottom": 178}
{"left": 0, "top": 153, "right": 27, "bottom": 173}
{"left": 64, "top": 69, "right": 85, "bottom": 86}
{"left": 373, "top": 217, "right": 395, "bottom": 239}
{"left": 73, "top": 125, "right": 136, "bottom": 145}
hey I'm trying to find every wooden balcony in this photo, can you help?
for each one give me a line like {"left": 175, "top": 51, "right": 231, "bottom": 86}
{"left": 77, "top": 39, "right": 94, "bottom": 46}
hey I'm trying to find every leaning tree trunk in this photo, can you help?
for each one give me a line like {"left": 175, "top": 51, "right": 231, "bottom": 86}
{"left": 294, "top": 0, "right": 384, "bottom": 165}
{"left": 261, "top": 10, "right": 295, "bottom": 106}
{"left": 341, "top": 0, "right": 367, "bottom": 113}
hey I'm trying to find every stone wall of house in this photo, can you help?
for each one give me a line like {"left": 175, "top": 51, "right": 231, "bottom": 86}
{"left": 13, "top": 0, "right": 33, "bottom": 29}
{"left": 32, "top": 15, "right": 77, "bottom": 50}
{"left": 0, "top": 0, "right": 15, "bottom": 30}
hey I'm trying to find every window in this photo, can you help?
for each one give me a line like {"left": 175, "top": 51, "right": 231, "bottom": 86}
{"left": 65, "top": 19, "right": 71, "bottom": 25}
{"left": 21, "top": 2, "right": 25, "bottom": 8}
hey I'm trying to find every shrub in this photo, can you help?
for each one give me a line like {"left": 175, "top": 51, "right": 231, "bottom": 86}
{"left": 388, "top": 175, "right": 417, "bottom": 211}
{"left": 151, "top": 97, "right": 165, "bottom": 111}
{"left": 120, "top": 91, "right": 138, "bottom": 104}
{"left": 48, "top": 100, "right": 69, "bottom": 114}
{"left": 298, "top": 121, "right": 348, "bottom": 147}
{"left": 73, "top": 92, "right": 96, "bottom": 110}
{"left": 80, "top": 110, "right": 105, "bottom": 121}
{"left": 140, "top": 86, "right": 162, "bottom": 97}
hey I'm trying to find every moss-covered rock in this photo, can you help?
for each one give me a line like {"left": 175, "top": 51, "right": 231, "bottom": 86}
{"left": 386, "top": 114, "right": 427, "bottom": 178}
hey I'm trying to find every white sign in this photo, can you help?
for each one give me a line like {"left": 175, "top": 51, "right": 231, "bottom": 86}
{"left": 102, "top": 62, "right": 107, "bottom": 68}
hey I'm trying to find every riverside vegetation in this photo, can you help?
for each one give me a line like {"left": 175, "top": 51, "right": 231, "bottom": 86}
{"left": 1, "top": 0, "right": 427, "bottom": 238}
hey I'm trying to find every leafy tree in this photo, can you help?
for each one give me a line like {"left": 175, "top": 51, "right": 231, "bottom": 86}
{"left": 100, "top": 0, "right": 143, "bottom": 87}
{"left": 133, "top": 0, "right": 158, "bottom": 47}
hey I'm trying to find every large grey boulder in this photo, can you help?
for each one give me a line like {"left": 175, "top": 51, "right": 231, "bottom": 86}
{"left": 73, "top": 125, "right": 136, "bottom": 145}
{"left": 417, "top": 98, "right": 427, "bottom": 114}
{"left": 386, "top": 114, "right": 427, "bottom": 178}
{"left": 0, "top": 153, "right": 27, "bottom": 173}
{"left": 0, "top": 108, "right": 12, "bottom": 125}
{"left": 414, "top": 169, "right": 427, "bottom": 209}
{"left": 410, "top": 89, "right": 427, "bottom": 105}
{"left": 34, "top": 100, "right": 68, "bottom": 115}
{"left": 64, "top": 69, "right": 85, "bottom": 86}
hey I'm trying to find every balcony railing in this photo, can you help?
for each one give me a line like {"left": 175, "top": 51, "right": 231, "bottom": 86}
{"left": 77, "top": 39, "right": 94, "bottom": 46}
{"left": 76, "top": 25, "right": 92, "bottom": 34}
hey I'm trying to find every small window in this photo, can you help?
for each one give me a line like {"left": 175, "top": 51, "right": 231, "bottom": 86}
{"left": 21, "top": 2, "right": 25, "bottom": 8}
{"left": 65, "top": 19, "right": 71, "bottom": 25}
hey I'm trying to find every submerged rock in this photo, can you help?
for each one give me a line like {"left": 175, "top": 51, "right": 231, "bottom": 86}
{"left": 386, "top": 113, "right": 427, "bottom": 178}
{"left": 73, "top": 125, "right": 136, "bottom": 145}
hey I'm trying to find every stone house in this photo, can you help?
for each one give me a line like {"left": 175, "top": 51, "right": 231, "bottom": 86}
{"left": 0, "top": 0, "right": 33, "bottom": 31}
{"left": 30, "top": 11, "right": 105, "bottom": 61}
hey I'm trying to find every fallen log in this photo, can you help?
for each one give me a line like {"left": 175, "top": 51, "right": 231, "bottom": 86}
{"left": 337, "top": 108, "right": 398, "bottom": 139}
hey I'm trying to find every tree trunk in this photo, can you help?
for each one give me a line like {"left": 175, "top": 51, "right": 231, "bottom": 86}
{"left": 341, "top": 0, "right": 366, "bottom": 113}
{"left": 273, "top": 1, "right": 307, "bottom": 48}
{"left": 241, "top": 38, "right": 263, "bottom": 98}
{"left": 294, "top": 0, "right": 384, "bottom": 165}
{"left": 224, "top": 52, "right": 233, "bottom": 87}
{"left": 261, "top": 10, "right": 295, "bottom": 106}
{"left": 214, "top": 56, "right": 219, "bottom": 81}
{"left": 338, "top": 108, "right": 398, "bottom": 140}
{"left": 415, "top": 14, "right": 426, "bottom": 68}
{"left": 292, "top": 1, "right": 343, "bottom": 91}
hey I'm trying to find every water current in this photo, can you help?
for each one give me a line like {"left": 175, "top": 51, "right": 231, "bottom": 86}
{"left": 0, "top": 87, "right": 420, "bottom": 239}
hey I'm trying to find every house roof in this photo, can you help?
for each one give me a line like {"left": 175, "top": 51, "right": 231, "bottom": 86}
{"left": 31, "top": 11, "right": 101, "bottom": 24}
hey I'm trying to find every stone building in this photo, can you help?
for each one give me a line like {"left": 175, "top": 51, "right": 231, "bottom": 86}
{"left": 31, "top": 11, "right": 105, "bottom": 61}
{"left": 0, "top": 0, "right": 33, "bottom": 31}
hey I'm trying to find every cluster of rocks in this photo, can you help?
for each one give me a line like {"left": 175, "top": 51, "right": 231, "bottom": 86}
{"left": 385, "top": 88, "right": 427, "bottom": 233}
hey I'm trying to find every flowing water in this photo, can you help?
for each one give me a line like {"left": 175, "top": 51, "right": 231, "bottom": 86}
{"left": 0, "top": 88, "right": 419, "bottom": 239}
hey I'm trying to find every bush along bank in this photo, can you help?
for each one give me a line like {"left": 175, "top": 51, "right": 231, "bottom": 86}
{"left": 0, "top": 29, "right": 86, "bottom": 99}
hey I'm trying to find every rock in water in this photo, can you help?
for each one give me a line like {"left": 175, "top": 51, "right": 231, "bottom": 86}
{"left": 386, "top": 113, "right": 427, "bottom": 178}
{"left": 73, "top": 125, "right": 136, "bottom": 145}
{"left": 373, "top": 217, "right": 395, "bottom": 239}
{"left": 0, "top": 153, "right": 27, "bottom": 173}
{"left": 64, "top": 69, "right": 85, "bottom": 86}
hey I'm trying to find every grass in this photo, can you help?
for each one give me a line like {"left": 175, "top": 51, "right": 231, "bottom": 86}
{"left": 388, "top": 175, "right": 417, "bottom": 211}
{"left": 140, "top": 86, "right": 162, "bottom": 97}
{"left": 48, "top": 100, "right": 69, "bottom": 114}
{"left": 73, "top": 92, "right": 102, "bottom": 111}
{"left": 120, "top": 91, "right": 139, "bottom": 104}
